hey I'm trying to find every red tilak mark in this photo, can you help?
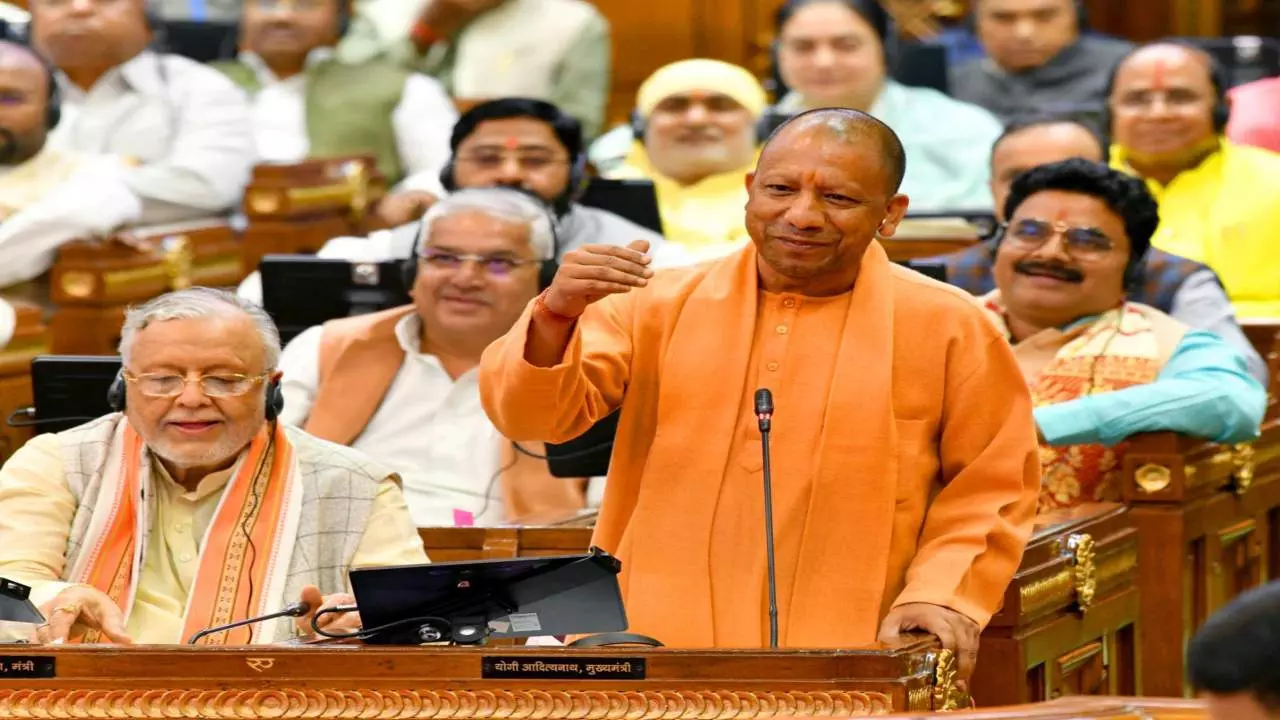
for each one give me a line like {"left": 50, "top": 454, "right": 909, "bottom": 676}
{"left": 1152, "top": 59, "right": 1168, "bottom": 92}
{"left": 1053, "top": 209, "right": 1070, "bottom": 224}
{"left": 503, "top": 137, "right": 519, "bottom": 150}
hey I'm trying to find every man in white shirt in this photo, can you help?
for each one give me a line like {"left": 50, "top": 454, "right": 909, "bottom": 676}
{"left": 276, "top": 187, "right": 585, "bottom": 527}
{"left": 211, "top": 0, "right": 455, "bottom": 207}
{"left": 0, "top": 40, "right": 140, "bottom": 290}
{"left": 238, "top": 98, "right": 662, "bottom": 304}
{"left": 31, "top": 0, "right": 255, "bottom": 224}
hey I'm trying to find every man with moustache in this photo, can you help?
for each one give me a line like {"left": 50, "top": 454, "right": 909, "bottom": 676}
{"left": 276, "top": 189, "right": 585, "bottom": 527}
{"left": 481, "top": 108, "right": 1041, "bottom": 686}
{"left": 0, "top": 40, "right": 140, "bottom": 291}
{"left": 979, "top": 159, "right": 1265, "bottom": 511}
{"left": 30, "top": 0, "right": 255, "bottom": 223}
{"left": 0, "top": 287, "right": 427, "bottom": 645}
{"left": 237, "top": 98, "right": 662, "bottom": 304}
{"left": 931, "top": 115, "right": 1267, "bottom": 385}
{"left": 1107, "top": 42, "right": 1280, "bottom": 318}
{"left": 594, "top": 59, "right": 767, "bottom": 266}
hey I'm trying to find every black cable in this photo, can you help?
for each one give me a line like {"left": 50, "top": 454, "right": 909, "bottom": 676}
{"left": 5, "top": 408, "right": 96, "bottom": 428}
{"left": 510, "top": 440, "right": 613, "bottom": 461}
{"left": 309, "top": 605, "right": 452, "bottom": 642}
{"left": 472, "top": 445, "right": 518, "bottom": 523}
{"left": 236, "top": 419, "right": 277, "bottom": 636}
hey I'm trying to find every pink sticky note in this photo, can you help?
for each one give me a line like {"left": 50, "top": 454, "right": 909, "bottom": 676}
{"left": 453, "top": 509, "right": 475, "bottom": 527}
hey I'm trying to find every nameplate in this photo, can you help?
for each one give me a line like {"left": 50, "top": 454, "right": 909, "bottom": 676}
{"left": 481, "top": 656, "right": 646, "bottom": 680}
{"left": 0, "top": 656, "right": 55, "bottom": 679}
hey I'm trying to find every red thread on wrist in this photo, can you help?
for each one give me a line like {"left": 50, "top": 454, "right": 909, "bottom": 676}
{"left": 534, "top": 290, "right": 577, "bottom": 324}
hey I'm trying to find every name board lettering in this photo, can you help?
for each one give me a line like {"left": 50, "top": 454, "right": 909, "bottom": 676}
{"left": 481, "top": 656, "right": 646, "bottom": 680}
{"left": 0, "top": 657, "right": 55, "bottom": 679}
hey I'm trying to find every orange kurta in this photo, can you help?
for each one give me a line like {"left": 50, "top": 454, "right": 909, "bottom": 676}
{"left": 479, "top": 241, "right": 1041, "bottom": 648}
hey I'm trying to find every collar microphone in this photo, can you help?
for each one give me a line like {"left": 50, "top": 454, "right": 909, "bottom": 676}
{"left": 754, "top": 388, "right": 774, "bottom": 432}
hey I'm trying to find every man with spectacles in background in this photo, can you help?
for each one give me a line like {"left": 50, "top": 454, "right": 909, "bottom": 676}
{"left": 0, "top": 287, "right": 427, "bottom": 645}
{"left": 237, "top": 98, "right": 662, "bottom": 305}
{"left": 275, "top": 188, "right": 587, "bottom": 528}
{"left": 978, "top": 158, "right": 1265, "bottom": 512}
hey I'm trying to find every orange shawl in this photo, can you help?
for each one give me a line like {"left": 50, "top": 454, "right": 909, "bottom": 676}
{"left": 67, "top": 417, "right": 300, "bottom": 644}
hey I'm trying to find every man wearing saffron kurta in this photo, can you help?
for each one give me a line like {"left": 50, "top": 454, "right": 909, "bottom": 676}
{"left": 1106, "top": 42, "right": 1280, "bottom": 318}
{"left": 0, "top": 288, "right": 427, "bottom": 645}
{"left": 480, "top": 108, "right": 1041, "bottom": 680}
{"left": 979, "top": 159, "right": 1266, "bottom": 511}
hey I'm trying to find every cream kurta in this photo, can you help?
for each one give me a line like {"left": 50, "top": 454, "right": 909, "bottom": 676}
{"left": 480, "top": 242, "right": 1041, "bottom": 648}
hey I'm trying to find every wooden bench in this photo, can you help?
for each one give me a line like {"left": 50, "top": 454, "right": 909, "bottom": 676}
{"left": 240, "top": 156, "right": 388, "bottom": 273}
{"left": 0, "top": 299, "right": 49, "bottom": 464}
{"left": 48, "top": 220, "right": 240, "bottom": 355}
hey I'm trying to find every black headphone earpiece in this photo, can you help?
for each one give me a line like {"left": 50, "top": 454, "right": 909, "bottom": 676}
{"left": 630, "top": 109, "right": 646, "bottom": 141}
{"left": 106, "top": 369, "right": 285, "bottom": 421}
{"left": 438, "top": 141, "right": 588, "bottom": 211}
{"left": 1123, "top": 247, "right": 1149, "bottom": 291}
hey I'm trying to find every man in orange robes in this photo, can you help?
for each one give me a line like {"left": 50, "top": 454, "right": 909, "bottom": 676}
{"left": 479, "top": 108, "right": 1041, "bottom": 680}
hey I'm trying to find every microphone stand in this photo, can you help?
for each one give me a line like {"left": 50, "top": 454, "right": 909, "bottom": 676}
{"left": 755, "top": 390, "right": 780, "bottom": 649}
{"left": 187, "top": 602, "right": 311, "bottom": 645}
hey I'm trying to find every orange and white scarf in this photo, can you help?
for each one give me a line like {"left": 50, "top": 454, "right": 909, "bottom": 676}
{"left": 66, "top": 418, "right": 302, "bottom": 644}
{"left": 980, "top": 295, "right": 1182, "bottom": 510}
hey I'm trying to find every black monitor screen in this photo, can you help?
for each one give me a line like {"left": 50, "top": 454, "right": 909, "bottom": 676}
{"left": 578, "top": 178, "right": 664, "bottom": 235}
{"left": 260, "top": 256, "right": 411, "bottom": 345}
{"left": 30, "top": 355, "right": 123, "bottom": 433}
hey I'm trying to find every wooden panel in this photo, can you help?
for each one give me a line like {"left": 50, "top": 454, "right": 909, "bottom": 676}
{"left": 0, "top": 642, "right": 959, "bottom": 717}
{"left": 0, "top": 300, "right": 49, "bottom": 464}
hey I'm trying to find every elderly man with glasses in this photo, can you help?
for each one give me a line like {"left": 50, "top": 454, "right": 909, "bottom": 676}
{"left": 979, "top": 158, "right": 1266, "bottom": 512}
{"left": 0, "top": 287, "right": 427, "bottom": 645}
{"left": 275, "top": 187, "right": 586, "bottom": 529}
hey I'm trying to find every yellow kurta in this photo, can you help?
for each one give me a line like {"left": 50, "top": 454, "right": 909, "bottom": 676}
{"left": 1111, "top": 139, "right": 1280, "bottom": 318}
{"left": 480, "top": 241, "right": 1041, "bottom": 648}
{"left": 0, "top": 433, "right": 426, "bottom": 643}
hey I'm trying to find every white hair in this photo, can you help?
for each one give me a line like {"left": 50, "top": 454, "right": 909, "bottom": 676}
{"left": 118, "top": 287, "right": 282, "bottom": 369}
{"left": 417, "top": 188, "right": 556, "bottom": 261}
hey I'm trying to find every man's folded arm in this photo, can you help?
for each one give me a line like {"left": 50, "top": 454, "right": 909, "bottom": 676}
{"left": 0, "top": 434, "right": 79, "bottom": 606}
{"left": 892, "top": 333, "right": 1041, "bottom": 628}
{"left": 479, "top": 293, "right": 634, "bottom": 444}
{"left": 1035, "top": 329, "right": 1268, "bottom": 447}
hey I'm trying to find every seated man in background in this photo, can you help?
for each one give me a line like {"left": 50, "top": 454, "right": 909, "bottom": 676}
{"left": 237, "top": 98, "right": 662, "bottom": 304}
{"left": 951, "top": 0, "right": 1131, "bottom": 123}
{"left": 277, "top": 188, "right": 584, "bottom": 527}
{"left": 1188, "top": 581, "right": 1280, "bottom": 720}
{"left": 212, "top": 0, "right": 456, "bottom": 201}
{"left": 981, "top": 159, "right": 1265, "bottom": 511}
{"left": 0, "top": 288, "right": 426, "bottom": 644}
{"left": 1107, "top": 41, "right": 1280, "bottom": 318}
{"left": 933, "top": 115, "right": 1267, "bottom": 385}
{"left": 768, "top": 0, "right": 1001, "bottom": 211}
{"left": 593, "top": 59, "right": 765, "bottom": 266}
{"left": 0, "top": 41, "right": 141, "bottom": 292}
{"left": 31, "top": 0, "right": 255, "bottom": 223}
{"left": 338, "top": 0, "right": 609, "bottom": 139}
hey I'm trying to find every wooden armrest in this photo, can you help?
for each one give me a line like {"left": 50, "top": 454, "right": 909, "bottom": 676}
{"left": 243, "top": 156, "right": 387, "bottom": 220}
{"left": 1121, "top": 432, "right": 1250, "bottom": 503}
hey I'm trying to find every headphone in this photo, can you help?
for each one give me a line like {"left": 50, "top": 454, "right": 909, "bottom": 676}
{"left": 400, "top": 190, "right": 562, "bottom": 294}
{"left": 439, "top": 99, "right": 589, "bottom": 215}
{"left": 0, "top": 22, "right": 62, "bottom": 129}
{"left": 989, "top": 223, "right": 1150, "bottom": 291}
{"left": 1100, "top": 41, "right": 1232, "bottom": 138}
{"left": 107, "top": 370, "right": 285, "bottom": 422}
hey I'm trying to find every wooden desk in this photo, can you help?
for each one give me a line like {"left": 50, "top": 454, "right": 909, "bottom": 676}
{"left": 970, "top": 504, "right": 1140, "bottom": 707}
{"left": 0, "top": 641, "right": 965, "bottom": 717}
{"left": 0, "top": 300, "right": 49, "bottom": 463}
{"left": 1121, "top": 431, "right": 1280, "bottom": 696}
{"left": 241, "top": 156, "right": 387, "bottom": 273}
{"left": 887, "top": 696, "right": 1205, "bottom": 718}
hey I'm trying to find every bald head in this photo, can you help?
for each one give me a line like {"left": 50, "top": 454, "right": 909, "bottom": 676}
{"left": 0, "top": 41, "right": 52, "bottom": 166}
{"left": 762, "top": 108, "right": 907, "bottom": 194}
{"left": 1108, "top": 41, "right": 1223, "bottom": 164}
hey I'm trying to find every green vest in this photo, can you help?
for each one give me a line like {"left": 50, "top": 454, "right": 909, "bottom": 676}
{"left": 214, "top": 56, "right": 409, "bottom": 184}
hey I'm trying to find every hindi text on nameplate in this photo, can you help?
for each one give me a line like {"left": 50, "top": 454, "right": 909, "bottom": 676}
{"left": 0, "top": 657, "right": 55, "bottom": 680}
{"left": 481, "top": 657, "right": 647, "bottom": 680}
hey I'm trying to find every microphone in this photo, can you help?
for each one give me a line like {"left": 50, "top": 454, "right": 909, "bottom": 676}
{"left": 754, "top": 388, "right": 779, "bottom": 649}
{"left": 186, "top": 601, "right": 311, "bottom": 645}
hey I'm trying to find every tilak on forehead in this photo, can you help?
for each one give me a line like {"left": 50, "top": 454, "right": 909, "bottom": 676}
{"left": 504, "top": 137, "right": 520, "bottom": 150}
{"left": 1151, "top": 58, "right": 1168, "bottom": 92}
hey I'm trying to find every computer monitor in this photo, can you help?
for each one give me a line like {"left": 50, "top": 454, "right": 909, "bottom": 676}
{"left": 260, "top": 256, "right": 411, "bottom": 344}
{"left": 578, "top": 178, "right": 664, "bottom": 235}
{"left": 900, "top": 260, "right": 948, "bottom": 283}
{"left": 544, "top": 412, "right": 619, "bottom": 479}
{"left": 27, "top": 355, "right": 122, "bottom": 433}
{"left": 349, "top": 548, "right": 627, "bottom": 645}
